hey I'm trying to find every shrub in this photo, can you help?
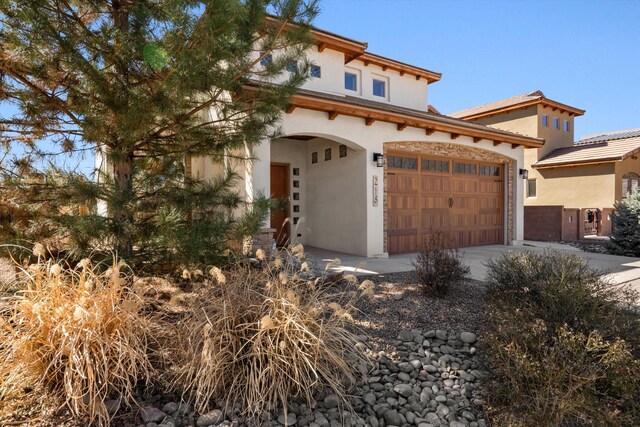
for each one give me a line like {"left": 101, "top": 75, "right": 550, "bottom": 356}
{"left": 483, "top": 250, "right": 640, "bottom": 426}
{"left": 170, "top": 245, "right": 369, "bottom": 422}
{"left": 608, "top": 189, "right": 640, "bottom": 257}
{"left": 412, "top": 229, "right": 470, "bottom": 297}
{"left": 0, "top": 253, "right": 155, "bottom": 426}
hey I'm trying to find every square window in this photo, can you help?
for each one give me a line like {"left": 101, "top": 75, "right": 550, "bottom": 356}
{"left": 293, "top": 168, "right": 299, "bottom": 176}
{"left": 293, "top": 217, "right": 299, "bottom": 224}
{"left": 527, "top": 179, "right": 537, "bottom": 198}
{"left": 324, "top": 147, "right": 331, "bottom": 161}
{"left": 293, "top": 180, "right": 299, "bottom": 188}
{"left": 373, "top": 79, "right": 386, "bottom": 97}
{"left": 339, "top": 144, "right": 347, "bottom": 158}
{"left": 293, "top": 205, "right": 299, "bottom": 213}
{"left": 564, "top": 120, "right": 570, "bottom": 132}
{"left": 293, "top": 192, "right": 299, "bottom": 200}
{"left": 286, "top": 61, "right": 298, "bottom": 73}
{"left": 310, "top": 65, "right": 321, "bottom": 78}
{"left": 553, "top": 117, "right": 559, "bottom": 129}
{"left": 311, "top": 152, "right": 318, "bottom": 164}
{"left": 260, "top": 53, "right": 272, "bottom": 66}
{"left": 344, "top": 72, "right": 357, "bottom": 91}
{"left": 542, "top": 115, "right": 548, "bottom": 127}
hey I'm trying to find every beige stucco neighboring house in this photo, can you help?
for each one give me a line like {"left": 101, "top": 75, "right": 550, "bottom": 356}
{"left": 187, "top": 27, "right": 545, "bottom": 257}
{"left": 450, "top": 92, "right": 640, "bottom": 240}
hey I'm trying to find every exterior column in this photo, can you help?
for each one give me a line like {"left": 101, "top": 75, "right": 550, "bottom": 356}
{"left": 367, "top": 147, "right": 388, "bottom": 258}
{"left": 247, "top": 138, "right": 275, "bottom": 253}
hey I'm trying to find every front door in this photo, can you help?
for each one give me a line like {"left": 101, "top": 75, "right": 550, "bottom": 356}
{"left": 270, "top": 164, "right": 290, "bottom": 246}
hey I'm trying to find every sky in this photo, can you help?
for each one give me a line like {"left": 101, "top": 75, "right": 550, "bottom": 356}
{"left": 314, "top": 0, "right": 640, "bottom": 139}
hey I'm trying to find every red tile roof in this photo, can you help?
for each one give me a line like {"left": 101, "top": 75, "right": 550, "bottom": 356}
{"left": 534, "top": 131, "right": 640, "bottom": 169}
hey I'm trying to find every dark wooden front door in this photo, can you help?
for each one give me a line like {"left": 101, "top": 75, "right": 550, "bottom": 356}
{"left": 270, "top": 164, "right": 290, "bottom": 246}
{"left": 387, "top": 153, "right": 504, "bottom": 253}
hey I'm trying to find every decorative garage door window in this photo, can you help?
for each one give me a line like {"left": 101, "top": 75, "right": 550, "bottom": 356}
{"left": 480, "top": 165, "right": 501, "bottom": 176}
{"left": 453, "top": 161, "right": 476, "bottom": 175}
{"left": 387, "top": 155, "right": 418, "bottom": 170}
{"left": 422, "top": 159, "right": 449, "bottom": 173}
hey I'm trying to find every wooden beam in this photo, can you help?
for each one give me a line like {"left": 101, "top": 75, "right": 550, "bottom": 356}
{"left": 425, "top": 127, "right": 435, "bottom": 135}
{"left": 397, "top": 123, "right": 408, "bottom": 131}
{"left": 365, "top": 118, "right": 376, "bottom": 126}
{"left": 285, "top": 105, "right": 296, "bottom": 114}
{"left": 450, "top": 133, "right": 460, "bottom": 140}
{"left": 493, "top": 141, "right": 502, "bottom": 146}
{"left": 399, "top": 70, "right": 405, "bottom": 76}
{"left": 364, "top": 60, "right": 370, "bottom": 66}
{"left": 415, "top": 75, "right": 421, "bottom": 80}
{"left": 382, "top": 65, "right": 388, "bottom": 71}
{"left": 473, "top": 137, "right": 482, "bottom": 143}
{"left": 633, "top": 155, "right": 638, "bottom": 160}
{"left": 328, "top": 111, "right": 338, "bottom": 120}
{"left": 317, "top": 42, "right": 327, "bottom": 52}
{"left": 511, "top": 143, "right": 518, "bottom": 149}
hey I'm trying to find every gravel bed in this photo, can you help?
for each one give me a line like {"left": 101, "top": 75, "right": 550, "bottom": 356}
{"left": 0, "top": 262, "right": 490, "bottom": 427}
{"left": 354, "top": 273, "right": 487, "bottom": 350}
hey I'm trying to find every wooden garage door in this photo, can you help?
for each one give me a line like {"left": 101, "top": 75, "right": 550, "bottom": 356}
{"left": 387, "top": 153, "right": 504, "bottom": 253}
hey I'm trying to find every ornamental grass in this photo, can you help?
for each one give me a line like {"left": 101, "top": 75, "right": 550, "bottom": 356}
{"left": 0, "top": 250, "right": 155, "bottom": 426}
{"left": 170, "top": 244, "right": 370, "bottom": 422}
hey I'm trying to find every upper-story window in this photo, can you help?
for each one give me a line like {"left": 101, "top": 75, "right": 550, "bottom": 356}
{"left": 373, "top": 79, "right": 386, "bottom": 97}
{"left": 310, "top": 65, "right": 321, "bottom": 78}
{"left": 286, "top": 61, "right": 298, "bottom": 73}
{"left": 260, "top": 54, "right": 272, "bottom": 66}
{"left": 564, "top": 119, "right": 570, "bottom": 132}
{"left": 344, "top": 72, "right": 358, "bottom": 91}
{"left": 542, "top": 114, "right": 548, "bottom": 127}
{"left": 553, "top": 117, "right": 559, "bottom": 129}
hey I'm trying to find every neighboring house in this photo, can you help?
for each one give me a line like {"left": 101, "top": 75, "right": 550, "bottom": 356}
{"left": 451, "top": 91, "right": 640, "bottom": 241}
{"left": 190, "top": 28, "right": 543, "bottom": 257}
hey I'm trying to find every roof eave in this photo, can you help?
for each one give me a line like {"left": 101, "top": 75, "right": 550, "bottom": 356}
{"left": 287, "top": 92, "right": 543, "bottom": 148}
{"left": 454, "top": 98, "right": 585, "bottom": 121}
{"left": 533, "top": 158, "right": 621, "bottom": 169}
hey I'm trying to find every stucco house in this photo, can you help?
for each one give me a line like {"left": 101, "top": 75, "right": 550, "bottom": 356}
{"left": 189, "top": 27, "right": 543, "bottom": 257}
{"left": 451, "top": 91, "right": 640, "bottom": 241}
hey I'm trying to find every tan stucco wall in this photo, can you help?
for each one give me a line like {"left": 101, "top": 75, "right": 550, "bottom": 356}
{"left": 304, "top": 138, "right": 367, "bottom": 255}
{"left": 536, "top": 105, "right": 576, "bottom": 158}
{"left": 472, "top": 106, "right": 539, "bottom": 141}
{"left": 529, "top": 163, "right": 616, "bottom": 208}
{"left": 615, "top": 156, "right": 640, "bottom": 202}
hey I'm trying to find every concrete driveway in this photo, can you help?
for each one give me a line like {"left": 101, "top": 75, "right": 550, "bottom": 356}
{"left": 305, "top": 241, "right": 640, "bottom": 289}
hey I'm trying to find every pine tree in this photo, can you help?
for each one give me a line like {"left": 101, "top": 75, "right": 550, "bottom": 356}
{"left": 607, "top": 190, "right": 640, "bottom": 257}
{"left": 0, "top": 0, "right": 318, "bottom": 268}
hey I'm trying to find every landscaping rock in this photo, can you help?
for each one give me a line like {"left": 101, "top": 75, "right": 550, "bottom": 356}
{"left": 196, "top": 409, "right": 224, "bottom": 426}
{"left": 460, "top": 332, "right": 477, "bottom": 344}
{"left": 141, "top": 407, "right": 167, "bottom": 424}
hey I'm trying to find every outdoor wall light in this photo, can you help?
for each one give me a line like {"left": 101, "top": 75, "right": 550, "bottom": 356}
{"left": 373, "top": 152, "right": 384, "bottom": 167}
{"left": 519, "top": 168, "right": 529, "bottom": 179}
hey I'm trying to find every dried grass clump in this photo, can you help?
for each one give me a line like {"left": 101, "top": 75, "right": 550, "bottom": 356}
{"left": 0, "top": 254, "right": 155, "bottom": 425}
{"left": 171, "top": 245, "right": 369, "bottom": 421}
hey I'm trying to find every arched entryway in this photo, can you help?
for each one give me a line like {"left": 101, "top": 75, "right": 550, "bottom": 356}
{"left": 270, "top": 133, "right": 368, "bottom": 255}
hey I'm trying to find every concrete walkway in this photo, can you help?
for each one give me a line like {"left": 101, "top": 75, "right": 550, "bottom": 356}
{"left": 305, "top": 241, "right": 640, "bottom": 289}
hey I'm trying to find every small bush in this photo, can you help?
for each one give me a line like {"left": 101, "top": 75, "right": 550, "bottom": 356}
{"left": 412, "top": 229, "right": 470, "bottom": 297}
{"left": 0, "top": 253, "right": 155, "bottom": 425}
{"left": 608, "top": 189, "right": 640, "bottom": 257}
{"left": 483, "top": 251, "right": 640, "bottom": 426}
{"left": 170, "top": 245, "right": 369, "bottom": 421}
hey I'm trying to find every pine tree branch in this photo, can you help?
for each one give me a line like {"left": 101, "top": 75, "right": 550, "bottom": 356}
{"left": 134, "top": 16, "right": 292, "bottom": 149}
